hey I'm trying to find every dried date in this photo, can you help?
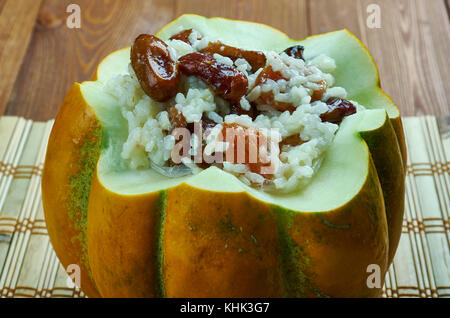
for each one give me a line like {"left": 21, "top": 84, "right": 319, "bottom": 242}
{"left": 201, "top": 41, "right": 266, "bottom": 72}
{"left": 169, "top": 29, "right": 202, "bottom": 44}
{"left": 252, "top": 66, "right": 296, "bottom": 113}
{"left": 178, "top": 52, "right": 248, "bottom": 102}
{"left": 131, "top": 34, "right": 179, "bottom": 102}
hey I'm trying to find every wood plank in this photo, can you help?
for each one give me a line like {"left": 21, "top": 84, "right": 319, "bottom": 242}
{"left": 359, "top": 0, "right": 449, "bottom": 116}
{"left": 0, "top": 1, "right": 6, "bottom": 14}
{"left": 310, "top": 0, "right": 449, "bottom": 116}
{"left": 5, "top": 0, "right": 174, "bottom": 120}
{"left": 0, "top": 0, "right": 42, "bottom": 117}
{"left": 173, "top": 0, "right": 309, "bottom": 40}
{"left": 308, "top": 0, "right": 362, "bottom": 38}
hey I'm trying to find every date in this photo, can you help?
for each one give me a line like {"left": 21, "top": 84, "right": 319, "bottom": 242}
{"left": 131, "top": 34, "right": 179, "bottom": 102}
{"left": 169, "top": 28, "right": 201, "bottom": 44}
{"left": 178, "top": 52, "right": 248, "bottom": 102}
{"left": 201, "top": 41, "right": 266, "bottom": 72}
{"left": 252, "top": 66, "right": 296, "bottom": 113}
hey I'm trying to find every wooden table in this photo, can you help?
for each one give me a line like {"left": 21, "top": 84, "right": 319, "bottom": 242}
{"left": 0, "top": 0, "right": 448, "bottom": 120}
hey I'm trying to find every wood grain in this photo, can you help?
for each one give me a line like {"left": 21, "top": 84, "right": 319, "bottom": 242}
{"left": 1, "top": 0, "right": 449, "bottom": 120}
{"left": 310, "top": 0, "right": 449, "bottom": 116}
{"left": 0, "top": 0, "right": 42, "bottom": 118}
{"left": 173, "top": 0, "right": 309, "bottom": 39}
{"left": 0, "top": 1, "right": 6, "bottom": 14}
{"left": 358, "top": 0, "right": 449, "bottom": 116}
{"left": 5, "top": 0, "right": 174, "bottom": 120}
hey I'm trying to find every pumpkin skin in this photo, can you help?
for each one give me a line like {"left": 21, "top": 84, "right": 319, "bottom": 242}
{"left": 42, "top": 15, "right": 406, "bottom": 298}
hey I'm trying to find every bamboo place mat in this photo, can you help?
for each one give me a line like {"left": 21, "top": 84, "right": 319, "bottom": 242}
{"left": 0, "top": 115, "right": 449, "bottom": 298}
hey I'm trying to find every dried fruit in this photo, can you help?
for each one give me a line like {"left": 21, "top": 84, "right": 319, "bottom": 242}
{"left": 320, "top": 97, "right": 357, "bottom": 124}
{"left": 200, "top": 117, "right": 217, "bottom": 133}
{"left": 201, "top": 41, "right": 266, "bottom": 72}
{"left": 280, "top": 134, "right": 305, "bottom": 148}
{"left": 254, "top": 65, "right": 285, "bottom": 86}
{"left": 311, "top": 80, "right": 327, "bottom": 102}
{"left": 221, "top": 123, "right": 275, "bottom": 177}
{"left": 131, "top": 34, "right": 179, "bottom": 102}
{"left": 178, "top": 52, "right": 248, "bottom": 102}
{"left": 283, "top": 45, "right": 305, "bottom": 60}
{"left": 229, "top": 103, "right": 258, "bottom": 119}
{"left": 167, "top": 105, "right": 187, "bottom": 130}
{"left": 252, "top": 66, "right": 296, "bottom": 113}
{"left": 169, "top": 29, "right": 201, "bottom": 44}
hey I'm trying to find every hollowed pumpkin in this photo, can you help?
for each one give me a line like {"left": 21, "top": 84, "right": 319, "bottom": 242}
{"left": 42, "top": 14, "right": 406, "bottom": 298}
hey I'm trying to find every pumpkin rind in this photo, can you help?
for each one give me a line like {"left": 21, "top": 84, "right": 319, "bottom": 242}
{"left": 42, "top": 84, "right": 101, "bottom": 298}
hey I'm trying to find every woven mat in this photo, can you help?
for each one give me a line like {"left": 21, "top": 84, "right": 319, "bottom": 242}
{"left": 0, "top": 115, "right": 449, "bottom": 298}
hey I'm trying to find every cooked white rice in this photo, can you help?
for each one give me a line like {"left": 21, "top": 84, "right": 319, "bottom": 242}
{"left": 103, "top": 32, "right": 363, "bottom": 193}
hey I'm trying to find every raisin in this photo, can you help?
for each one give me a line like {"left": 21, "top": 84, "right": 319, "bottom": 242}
{"left": 229, "top": 103, "right": 259, "bottom": 119}
{"left": 201, "top": 41, "right": 266, "bottom": 72}
{"left": 201, "top": 117, "right": 217, "bottom": 133}
{"left": 185, "top": 116, "right": 217, "bottom": 136}
{"left": 310, "top": 80, "right": 327, "bottom": 102}
{"left": 131, "top": 34, "right": 179, "bottom": 102}
{"left": 280, "top": 135, "right": 305, "bottom": 148}
{"left": 167, "top": 106, "right": 186, "bottom": 167}
{"left": 320, "top": 98, "right": 357, "bottom": 124}
{"left": 252, "top": 66, "right": 296, "bottom": 113}
{"left": 283, "top": 45, "right": 305, "bottom": 60}
{"left": 167, "top": 105, "right": 187, "bottom": 130}
{"left": 178, "top": 52, "right": 248, "bottom": 102}
{"left": 169, "top": 29, "right": 202, "bottom": 44}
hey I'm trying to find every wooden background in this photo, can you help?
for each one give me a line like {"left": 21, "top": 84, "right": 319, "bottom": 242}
{"left": 0, "top": 0, "right": 448, "bottom": 121}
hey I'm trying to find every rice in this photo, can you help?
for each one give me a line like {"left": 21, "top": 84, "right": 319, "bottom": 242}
{"left": 235, "top": 58, "right": 252, "bottom": 76}
{"left": 213, "top": 53, "right": 234, "bottom": 66}
{"left": 103, "top": 31, "right": 363, "bottom": 193}
{"left": 239, "top": 97, "right": 251, "bottom": 111}
{"left": 207, "top": 111, "right": 223, "bottom": 124}
{"left": 323, "top": 86, "right": 348, "bottom": 100}
{"left": 175, "top": 88, "right": 216, "bottom": 123}
{"left": 308, "top": 54, "right": 336, "bottom": 73}
{"left": 166, "top": 39, "right": 195, "bottom": 60}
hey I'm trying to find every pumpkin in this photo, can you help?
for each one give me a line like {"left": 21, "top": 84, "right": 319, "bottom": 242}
{"left": 42, "top": 14, "right": 406, "bottom": 298}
